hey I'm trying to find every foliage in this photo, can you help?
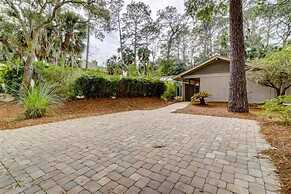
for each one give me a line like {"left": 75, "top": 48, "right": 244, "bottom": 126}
{"left": 249, "top": 45, "right": 291, "bottom": 96}
{"left": 262, "top": 96, "right": 291, "bottom": 125}
{"left": 159, "top": 60, "right": 187, "bottom": 76}
{"left": 106, "top": 55, "right": 123, "bottom": 75}
{"left": 3, "top": 62, "right": 23, "bottom": 95}
{"left": 0, "top": 63, "right": 8, "bottom": 92}
{"left": 185, "top": 0, "right": 226, "bottom": 23}
{"left": 0, "top": 0, "right": 110, "bottom": 86}
{"left": 128, "top": 64, "right": 139, "bottom": 77}
{"left": 36, "top": 11, "right": 87, "bottom": 66}
{"left": 34, "top": 62, "right": 84, "bottom": 99}
{"left": 161, "top": 82, "right": 176, "bottom": 101}
{"left": 191, "top": 91, "right": 210, "bottom": 106}
{"left": 74, "top": 75, "right": 165, "bottom": 98}
{"left": 121, "top": 48, "right": 135, "bottom": 67}
{"left": 138, "top": 47, "right": 151, "bottom": 75}
{"left": 252, "top": 0, "right": 291, "bottom": 46}
{"left": 20, "top": 84, "right": 61, "bottom": 119}
{"left": 157, "top": 6, "right": 189, "bottom": 60}
{"left": 121, "top": 1, "right": 153, "bottom": 66}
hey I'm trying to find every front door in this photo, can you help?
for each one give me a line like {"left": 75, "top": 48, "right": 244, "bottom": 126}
{"left": 184, "top": 78, "right": 200, "bottom": 101}
{"left": 185, "top": 83, "right": 200, "bottom": 101}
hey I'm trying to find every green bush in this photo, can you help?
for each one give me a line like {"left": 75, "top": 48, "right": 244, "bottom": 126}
{"left": 34, "top": 61, "right": 109, "bottom": 99}
{"left": 128, "top": 64, "right": 138, "bottom": 77}
{"left": 3, "top": 64, "right": 23, "bottom": 95}
{"left": 74, "top": 75, "right": 165, "bottom": 98}
{"left": 191, "top": 91, "right": 210, "bottom": 105}
{"left": 34, "top": 62, "right": 84, "bottom": 99}
{"left": 74, "top": 75, "right": 113, "bottom": 98}
{"left": 262, "top": 96, "right": 291, "bottom": 125}
{"left": 0, "top": 63, "right": 8, "bottom": 92}
{"left": 20, "top": 84, "right": 61, "bottom": 119}
{"left": 161, "top": 82, "right": 176, "bottom": 101}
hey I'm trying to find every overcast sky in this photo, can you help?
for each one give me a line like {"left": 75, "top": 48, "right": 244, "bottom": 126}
{"left": 85, "top": 0, "right": 185, "bottom": 66}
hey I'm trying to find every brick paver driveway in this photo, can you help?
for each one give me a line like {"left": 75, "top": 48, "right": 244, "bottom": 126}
{"left": 0, "top": 103, "right": 281, "bottom": 194}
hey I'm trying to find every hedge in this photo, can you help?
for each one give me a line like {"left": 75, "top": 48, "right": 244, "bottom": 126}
{"left": 74, "top": 75, "right": 165, "bottom": 98}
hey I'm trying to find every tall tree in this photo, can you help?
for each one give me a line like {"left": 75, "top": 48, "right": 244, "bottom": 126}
{"left": 185, "top": 0, "right": 227, "bottom": 59}
{"left": 157, "top": 6, "right": 188, "bottom": 60}
{"left": 109, "top": 0, "right": 125, "bottom": 67}
{"left": 0, "top": 0, "right": 110, "bottom": 87}
{"left": 121, "top": 2, "right": 152, "bottom": 70}
{"left": 228, "top": 0, "right": 249, "bottom": 112}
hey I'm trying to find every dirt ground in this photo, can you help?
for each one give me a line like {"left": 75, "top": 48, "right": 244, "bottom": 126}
{"left": 0, "top": 97, "right": 167, "bottom": 130}
{"left": 176, "top": 102, "right": 291, "bottom": 194}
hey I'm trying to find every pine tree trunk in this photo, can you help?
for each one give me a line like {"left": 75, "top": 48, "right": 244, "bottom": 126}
{"left": 228, "top": 0, "right": 249, "bottom": 113}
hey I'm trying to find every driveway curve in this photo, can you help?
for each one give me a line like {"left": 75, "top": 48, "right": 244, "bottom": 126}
{"left": 0, "top": 103, "right": 280, "bottom": 194}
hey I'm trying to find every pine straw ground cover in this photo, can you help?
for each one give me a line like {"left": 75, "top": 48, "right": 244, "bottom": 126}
{"left": 175, "top": 102, "right": 291, "bottom": 194}
{"left": 0, "top": 97, "right": 167, "bottom": 130}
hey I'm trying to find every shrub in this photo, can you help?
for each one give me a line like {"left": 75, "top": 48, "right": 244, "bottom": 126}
{"left": 0, "top": 63, "right": 8, "bottom": 92}
{"left": 34, "top": 62, "right": 84, "bottom": 99}
{"left": 74, "top": 75, "right": 165, "bottom": 98}
{"left": 20, "top": 84, "right": 61, "bottom": 119}
{"left": 74, "top": 75, "right": 113, "bottom": 98}
{"left": 262, "top": 96, "right": 291, "bottom": 125}
{"left": 3, "top": 64, "right": 23, "bottom": 95}
{"left": 128, "top": 64, "right": 138, "bottom": 77}
{"left": 161, "top": 82, "right": 176, "bottom": 101}
{"left": 191, "top": 91, "right": 210, "bottom": 106}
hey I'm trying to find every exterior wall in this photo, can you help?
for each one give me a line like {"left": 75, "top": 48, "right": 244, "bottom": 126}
{"left": 246, "top": 79, "right": 276, "bottom": 103}
{"left": 192, "top": 61, "right": 230, "bottom": 75}
{"left": 180, "top": 58, "right": 287, "bottom": 103}
{"left": 199, "top": 74, "right": 229, "bottom": 102}
{"left": 185, "top": 73, "right": 277, "bottom": 103}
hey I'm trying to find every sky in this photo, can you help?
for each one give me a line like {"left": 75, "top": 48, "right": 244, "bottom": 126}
{"left": 85, "top": 0, "right": 185, "bottom": 66}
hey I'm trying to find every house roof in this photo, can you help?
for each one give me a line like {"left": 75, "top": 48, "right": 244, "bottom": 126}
{"left": 174, "top": 55, "right": 230, "bottom": 81}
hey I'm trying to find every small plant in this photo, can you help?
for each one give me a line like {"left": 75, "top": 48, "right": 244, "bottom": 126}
{"left": 191, "top": 91, "right": 210, "bottom": 106}
{"left": 161, "top": 82, "right": 176, "bottom": 101}
{"left": 262, "top": 96, "right": 291, "bottom": 125}
{"left": 20, "top": 84, "right": 61, "bottom": 119}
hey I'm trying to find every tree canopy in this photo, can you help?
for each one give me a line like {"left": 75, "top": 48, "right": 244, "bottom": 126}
{"left": 249, "top": 45, "right": 291, "bottom": 96}
{"left": 0, "top": 0, "right": 110, "bottom": 86}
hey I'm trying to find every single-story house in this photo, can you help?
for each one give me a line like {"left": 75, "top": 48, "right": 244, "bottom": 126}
{"left": 174, "top": 56, "right": 290, "bottom": 103}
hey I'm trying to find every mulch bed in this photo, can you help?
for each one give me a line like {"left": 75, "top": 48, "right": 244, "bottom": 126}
{"left": 175, "top": 102, "right": 291, "bottom": 194}
{"left": 261, "top": 122, "right": 291, "bottom": 194}
{"left": 174, "top": 102, "right": 260, "bottom": 120}
{"left": 0, "top": 97, "right": 167, "bottom": 130}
